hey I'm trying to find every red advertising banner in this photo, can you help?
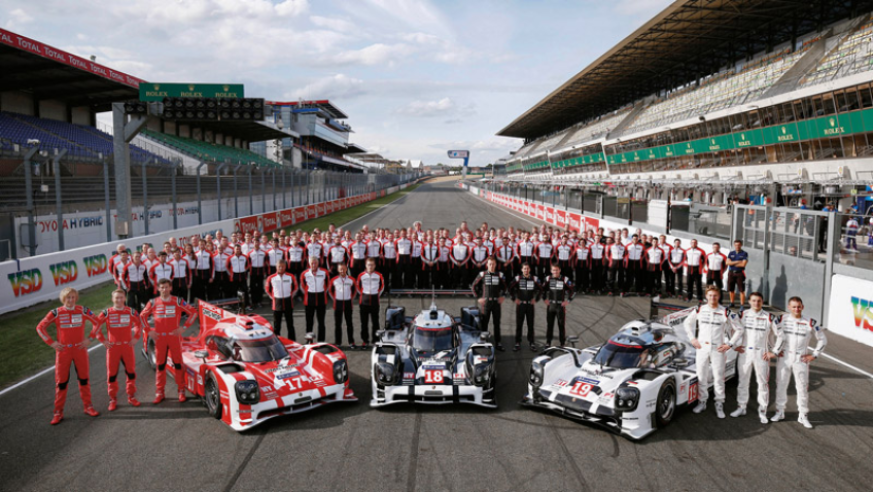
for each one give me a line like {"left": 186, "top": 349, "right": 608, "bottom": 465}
{"left": 236, "top": 216, "right": 259, "bottom": 235}
{"left": 316, "top": 203, "right": 325, "bottom": 216}
{"left": 293, "top": 207, "right": 306, "bottom": 224}
{"left": 370, "top": 192, "right": 376, "bottom": 200}
{"left": 584, "top": 216, "right": 600, "bottom": 232}
{"left": 261, "top": 212, "right": 278, "bottom": 232}
{"left": 568, "top": 213, "right": 582, "bottom": 232}
{"left": 537, "top": 205, "right": 545, "bottom": 220}
{"left": 279, "top": 209, "right": 294, "bottom": 228}
{"left": 0, "top": 28, "right": 144, "bottom": 88}
{"left": 545, "top": 207, "right": 555, "bottom": 225}
{"left": 556, "top": 209, "right": 567, "bottom": 228}
{"left": 344, "top": 198, "right": 350, "bottom": 208}
{"left": 306, "top": 205, "right": 317, "bottom": 219}
{"left": 326, "top": 201, "right": 334, "bottom": 214}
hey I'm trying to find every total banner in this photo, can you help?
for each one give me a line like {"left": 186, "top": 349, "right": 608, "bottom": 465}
{"left": 1, "top": 219, "right": 234, "bottom": 316}
{"left": 827, "top": 274, "right": 873, "bottom": 348}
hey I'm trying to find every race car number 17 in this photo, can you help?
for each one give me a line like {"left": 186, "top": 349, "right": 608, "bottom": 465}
{"left": 569, "top": 382, "right": 592, "bottom": 397}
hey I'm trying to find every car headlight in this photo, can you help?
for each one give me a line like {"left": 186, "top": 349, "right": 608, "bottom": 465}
{"left": 374, "top": 362, "right": 396, "bottom": 385}
{"left": 615, "top": 387, "right": 640, "bottom": 412}
{"left": 473, "top": 363, "right": 491, "bottom": 386}
{"left": 235, "top": 380, "right": 259, "bottom": 404}
{"left": 333, "top": 360, "right": 349, "bottom": 384}
{"left": 529, "top": 361, "right": 544, "bottom": 388}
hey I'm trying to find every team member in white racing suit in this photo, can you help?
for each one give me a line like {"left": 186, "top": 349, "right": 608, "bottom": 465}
{"left": 771, "top": 296, "right": 827, "bottom": 429}
{"left": 684, "top": 285, "right": 744, "bottom": 419}
{"left": 730, "top": 291, "right": 782, "bottom": 424}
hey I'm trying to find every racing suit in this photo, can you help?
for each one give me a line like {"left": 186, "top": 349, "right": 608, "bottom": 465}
{"left": 683, "top": 305, "right": 744, "bottom": 404}
{"left": 93, "top": 307, "right": 143, "bottom": 400}
{"left": 509, "top": 274, "right": 541, "bottom": 345}
{"left": 140, "top": 296, "right": 197, "bottom": 398}
{"left": 736, "top": 309, "right": 782, "bottom": 412}
{"left": 472, "top": 271, "right": 507, "bottom": 344}
{"left": 542, "top": 275, "right": 574, "bottom": 346}
{"left": 773, "top": 316, "right": 827, "bottom": 415}
{"left": 36, "top": 306, "right": 100, "bottom": 417}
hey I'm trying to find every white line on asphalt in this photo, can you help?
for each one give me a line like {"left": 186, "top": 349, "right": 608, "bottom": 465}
{"left": 0, "top": 343, "right": 104, "bottom": 398}
{"left": 818, "top": 351, "right": 873, "bottom": 379}
{"left": 0, "top": 189, "right": 414, "bottom": 398}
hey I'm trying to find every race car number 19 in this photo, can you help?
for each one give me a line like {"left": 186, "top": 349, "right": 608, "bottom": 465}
{"left": 569, "top": 382, "right": 592, "bottom": 397}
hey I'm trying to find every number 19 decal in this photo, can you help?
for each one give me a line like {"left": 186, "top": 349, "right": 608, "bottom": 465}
{"left": 424, "top": 370, "right": 444, "bottom": 384}
{"left": 569, "top": 382, "right": 592, "bottom": 397}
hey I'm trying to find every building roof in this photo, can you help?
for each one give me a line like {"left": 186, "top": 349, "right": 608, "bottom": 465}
{"left": 497, "top": 0, "right": 873, "bottom": 141}
{"left": 267, "top": 100, "right": 349, "bottom": 119}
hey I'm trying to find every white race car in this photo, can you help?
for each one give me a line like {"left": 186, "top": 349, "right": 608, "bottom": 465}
{"left": 370, "top": 303, "right": 497, "bottom": 408}
{"left": 520, "top": 307, "right": 739, "bottom": 440}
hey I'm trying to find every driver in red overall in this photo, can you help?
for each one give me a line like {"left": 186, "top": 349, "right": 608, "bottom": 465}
{"left": 140, "top": 278, "right": 197, "bottom": 404}
{"left": 93, "top": 289, "right": 144, "bottom": 410}
{"left": 36, "top": 287, "right": 101, "bottom": 425}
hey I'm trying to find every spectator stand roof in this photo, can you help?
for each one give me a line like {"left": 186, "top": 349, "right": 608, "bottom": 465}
{"left": 498, "top": 0, "right": 873, "bottom": 141}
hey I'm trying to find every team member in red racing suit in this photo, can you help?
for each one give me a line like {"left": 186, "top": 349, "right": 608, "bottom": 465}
{"left": 140, "top": 278, "right": 197, "bottom": 404}
{"left": 93, "top": 289, "right": 144, "bottom": 410}
{"left": 36, "top": 287, "right": 101, "bottom": 425}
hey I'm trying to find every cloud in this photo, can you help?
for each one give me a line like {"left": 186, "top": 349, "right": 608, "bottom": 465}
{"left": 5, "top": 8, "right": 33, "bottom": 29}
{"left": 395, "top": 97, "right": 475, "bottom": 118}
{"left": 310, "top": 15, "right": 356, "bottom": 32}
{"left": 324, "top": 43, "right": 415, "bottom": 67}
{"left": 275, "top": 0, "right": 310, "bottom": 17}
{"left": 288, "top": 74, "right": 367, "bottom": 100}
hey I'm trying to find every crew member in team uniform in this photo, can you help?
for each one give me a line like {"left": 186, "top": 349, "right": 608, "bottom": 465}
{"left": 542, "top": 263, "right": 575, "bottom": 348}
{"left": 381, "top": 234, "right": 397, "bottom": 291}
{"left": 589, "top": 236, "right": 606, "bottom": 294}
{"left": 267, "top": 238, "right": 286, "bottom": 276}
{"left": 329, "top": 264, "right": 357, "bottom": 348}
{"left": 140, "top": 279, "right": 197, "bottom": 404}
{"left": 509, "top": 263, "right": 542, "bottom": 352}
{"left": 192, "top": 242, "right": 215, "bottom": 301}
{"left": 684, "top": 239, "right": 706, "bottom": 302}
{"left": 286, "top": 240, "right": 307, "bottom": 283}
{"left": 122, "top": 251, "right": 150, "bottom": 310}
{"left": 421, "top": 237, "right": 440, "bottom": 288}
{"left": 410, "top": 236, "right": 423, "bottom": 288}
{"left": 301, "top": 256, "right": 330, "bottom": 342}
{"left": 93, "top": 290, "right": 143, "bottom": 410}
{"left": 471, "top": 257, "right": 507, "bottom": 351}
{"left": 555, "top": 236, "right": 574, "bottom": 280}
{"left": 535, "top": 237, "right": 554, "bottom": 281}
{"left": 495, "top": 238, "right": 516, "bottom": 282}
{"left": 36, "top": 287, "right": 101, "bottom": 425}
{"left": 211, "top": 242, "right": 232, "bottom": 299}
{"left": 572, "top": 240, "right": 590, "bottom": 293}
{"left": 348, "top": 233, "right": 369, "bottom": 280}
{"left": 470, "top": 238, "right": 490, "bottom": 277}
{"left": 665, "top": 239, "right": 685, "bottom": 298}
{"left": 327, "top": 237, "right": 349, "bottom": 277}
{"left": 644, "top": 239, "right": 665, "bottom": 296}
{"left": 170, "top": 249, "right": 192, "bottom": 302}
{"left": 227, "top": 245, "right": 251, "bottom": 310}
{"left": 624, "top": 235, "right": 646, "bottom": 294}
{"left": 148, "top": 252, "right": 174, "bottom": 299}
{"left": 265, "top": 260, "right": 298, "bottom": 340}
{"left": 704, "top": 242, "right": 728, "bottom": 292}
{"left": 356, "top": 258, "right": 385, "bottom": 348}
{"left": 110, "top": 249, "right": 130, "bottom": 291}
{"left": 437, "top": 238, "right": 452, "bottom": 289}
{"left": 450, "top": 237, "right": 471, "bottom": 288}
{"left": 248, "top": 242, "right": 269, "bottom": 309}
{"left": 606, "top": 238, "right": 626, "bottom": 296}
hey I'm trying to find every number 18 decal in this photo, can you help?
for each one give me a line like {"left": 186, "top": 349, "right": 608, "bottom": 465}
{"left": 424, "top": 370, "right": 444, "bottom": 384}
{"left": 569, "top": 381, "right": 592, "bottom": 397}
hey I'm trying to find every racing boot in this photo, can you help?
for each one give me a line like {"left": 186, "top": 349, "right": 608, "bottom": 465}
{"left": 530, "top": 343, "right": 538, "bottom": 353}
{"left": 153, "top": 393, "right": 165, "bottom": 405}
{"left": 178, "top": 392, "right": 187, "bottom": 403}
{"left": 49, "top": 412, "right": 64, "bottom": 425}
{"left": 127, "top": 397, "right": 141, "bottom": 407}
{"left": 770, "top": 409, "right": 785, "bottom": 422}
{"left": 513, "top": 343, "right": 521, "bottom": 352}
{"left": 83, "top": 406, "right": 100, "bottom": 417}
{"left": 730, "top": 406, "right": 746, "bottom": 418}
{"left": 692, "top": 401, "right": 707, "bottom": 414}
{"left": 798, "top": 414, "right": 813, "bottom": 429}
{"left": 108, "top": 399, "right": 118, "bottom": 412}
{"left": 715, "top": 402, "right": 725, "bottom": 419}
{"left": 758, "top": 409, "right": 769, "bottom": 424}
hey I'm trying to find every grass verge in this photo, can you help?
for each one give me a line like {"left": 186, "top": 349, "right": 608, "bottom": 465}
{"left": 0, "top": 181, "right": 424, "bottom": 390}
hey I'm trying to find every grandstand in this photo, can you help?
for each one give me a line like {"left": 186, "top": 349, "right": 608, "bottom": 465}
{"left": 497, "top": 0, "right": 873, "bottom": 186}
{"left": 140, "top": 129, "right": 277, "bottom": 168}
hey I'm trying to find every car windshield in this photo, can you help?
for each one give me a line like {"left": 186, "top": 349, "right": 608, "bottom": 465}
{"left": 232, "top": 337, "right": 289, "bottom": 363}
{"left": 593, "top": 340, "right": 648, "bottom": 369}
{"left": 412, "top": 327, "right": 454, "bottom": 352}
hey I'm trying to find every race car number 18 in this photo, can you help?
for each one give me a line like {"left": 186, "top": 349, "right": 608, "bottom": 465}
{"left": 569, "top": 382, "right": 592, "bottom": 397}
{"left": 424, "top": 370, "right": 444, "bottom": 384}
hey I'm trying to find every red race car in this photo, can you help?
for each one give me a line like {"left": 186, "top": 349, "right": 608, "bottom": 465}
{"left": 143, "top": 301, "right": 356, "bottom": 431}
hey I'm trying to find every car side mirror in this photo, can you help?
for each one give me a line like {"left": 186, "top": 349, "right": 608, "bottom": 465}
{"left": 479, "top": 332, "right": 491, "bottom": 342}
{"left": 305, "top": 332, "right": 315, "bottom": 345}
{"left": 567, "top": 336, "right": 579, "bottom": 348}
{"left": 672, "top": 358, "right": 689, "bottom": 368}
{"left": 376, "top": 329, "right": 386, "bottom": 341}
{"left": 194, "top": 350, "right": 208, "bottom": 360}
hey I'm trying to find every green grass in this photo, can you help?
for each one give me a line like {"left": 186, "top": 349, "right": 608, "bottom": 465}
{"left": 0, "top": 182, "right": 423, "bottom": 389}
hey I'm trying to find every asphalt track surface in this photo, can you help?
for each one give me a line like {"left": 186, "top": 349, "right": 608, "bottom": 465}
{"left": 2, "top": 181, "right": 873, "bottom": 491}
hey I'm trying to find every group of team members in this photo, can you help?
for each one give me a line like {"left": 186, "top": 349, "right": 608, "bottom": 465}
{"left": 39, "top": 220, "right": 817, "bottom": 427}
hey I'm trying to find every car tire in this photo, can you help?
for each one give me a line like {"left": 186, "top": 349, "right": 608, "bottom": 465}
{"left": 655, "top": 379, "right": 676, "bottom": 428}
{"left": 204, "top": 372, "right": 222, "bottom": 420}
{"left": 145, "top": 336, "right": 157, "bottom": 370}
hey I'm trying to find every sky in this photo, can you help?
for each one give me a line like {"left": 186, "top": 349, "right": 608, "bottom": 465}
{"left": 2, "top": 0, "right": 673, "bottom": 167}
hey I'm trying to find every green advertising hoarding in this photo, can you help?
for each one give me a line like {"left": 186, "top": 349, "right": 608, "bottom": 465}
{"left": 139, "top": 82, "right": 245, "bottom": 101}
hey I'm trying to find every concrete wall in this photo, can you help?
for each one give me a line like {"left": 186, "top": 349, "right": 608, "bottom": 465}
{"left": 0, "top": 91, "right": 33, "bottom": 114}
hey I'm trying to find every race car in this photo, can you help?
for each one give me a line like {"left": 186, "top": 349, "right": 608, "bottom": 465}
{"left": 142, "top": 301, "right": 356, "bottom": 431}
{"left": 370, "top": 302, "right": 497, "bottom": 408}
{"left": 520, "top": 306, "right": 739, "bottom": 440}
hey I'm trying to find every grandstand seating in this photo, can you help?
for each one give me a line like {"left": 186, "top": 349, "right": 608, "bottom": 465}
{"left": 558, "top": 107, "right": 632, "bottom": 149}
{"left": 801, "top": 21, "right": 873, "bottom": 87}
{"left": 141, "top": 129, "right": 277, "bottom": 168}
{"left": 0, "top": 111, "right": 170, "bottom": 165}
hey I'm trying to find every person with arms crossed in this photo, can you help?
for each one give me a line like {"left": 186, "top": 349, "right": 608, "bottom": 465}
{"left": 93, "top": 290, "right": 144, "bottom": 410}
{"left": 683, "top": 285, "right": 744, "bottom": 418}
{"left": 509, "top": 263, "right": 542, "bottom": 352}
{"left": 542, "top": 263, "right": 575, "bottom": 348}
{"left": 471, "top": 257, "right": 507, "bottom": 351}
{"left": 771, "top": 296, "right": 827, "bottom": 429}
{"left": 36, "top": 287, "right": 101, "bottom": 424}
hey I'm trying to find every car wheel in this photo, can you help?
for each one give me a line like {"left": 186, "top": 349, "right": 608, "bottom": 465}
{"left": 145, "top": 337, "right": 157, "bottom": 370}
{"left": 204, "top": 372, "right": 222, "bottom": 420}
{"left": 655, "top": 379, "right": 676, "bottom": 428}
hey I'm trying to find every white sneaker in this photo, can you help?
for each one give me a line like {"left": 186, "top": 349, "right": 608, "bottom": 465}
{"left": 715, "top": 402, "right": 725, "bottom": 419}
{"left": 798, "top": 414, "right": 813, "bottom": 429}
{"left": 692, "top": 401, "right": 707, "bottom": 414}
{"left": 758, "top": 411, "right": 769, "bottom": 424}
{"left": 730, "top": 407, "right": 746, "bottom": 418}
{"left": 771, "top": 409, "right": 785, "bottom": 422}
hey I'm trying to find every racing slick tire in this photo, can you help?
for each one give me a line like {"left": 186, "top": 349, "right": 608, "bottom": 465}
{"left": 655, "top": 379, "right": 676, "bottom": 429}
{"left": 204, "top": 372, "right": 222, "bottom": 420}
{"left": 145, "top": 336, "right": 157, "bottom": 370}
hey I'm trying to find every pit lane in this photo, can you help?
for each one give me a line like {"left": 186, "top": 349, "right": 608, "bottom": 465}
{"left": 1, "top": 182, "right": 871, "bottom": 491}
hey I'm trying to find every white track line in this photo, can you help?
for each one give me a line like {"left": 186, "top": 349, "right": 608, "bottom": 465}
{"left": 0, "top": 187, "right": 416, "bottom": 398}
{"left": 467, "top": 187, "right": 873, "bottom": 381}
